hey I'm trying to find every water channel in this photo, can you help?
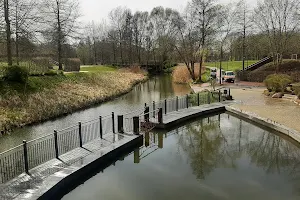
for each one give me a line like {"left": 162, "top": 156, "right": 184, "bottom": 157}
{"left": 0, "top": 75, "right": 191, "bottom": 152}
{"left": 62, "top": 113, "right": 300, "bottom": 200}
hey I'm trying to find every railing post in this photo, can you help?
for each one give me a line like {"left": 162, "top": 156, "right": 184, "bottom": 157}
{"left": 176, "top": 96, "right": 179, "bottom": 111}
{"left": 22, "top": 140, "right": 29, "bottom": 174}
{"left": 219, "top": 90, "right": 221, "bottom": 102}
{"left": 186, "top": 94, "right": 189, "bottom": 108}
{"left": 164, "top": 99, "right": 167, "bottom": 114}
{"left": 153, "top": 101, "right": 156, "bottom": 118}
{"left": 54, "top": 130, "right": 59, "bottom": 158}
{"left": 197, "top": 93, "right": 200, "bottom": 106}
{"left": 118, "top": 115, "right": 124, "bottom": 133}
{"left": 99, "top": 116, "right": 103, "bottom": 139}
{"left": 158, "top": 108, "right": 163, "bottom": 124}
{"left": 112, "top": 112, "right": 115, "bottom": 133}
{"left": 208, "top": 91, "right": 211, "bottom": 104}
{"left": 144, "top": 106, "right": 150, "bottom": 122}
{"left": 78, "top": 122, "right": 83, "bottom": 147}
{"left": 133, "top": 116, "right": 140, "bottom": 135}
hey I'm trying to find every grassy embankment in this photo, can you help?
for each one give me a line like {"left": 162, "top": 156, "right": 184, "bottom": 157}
{"left": 0, "top": 65, "right": 147, "bottom": 132}
{"left": 204, "top": 60, "right": 258, "bottom": 71}
{"left": 238, "top": 59, "right": 300, "bottom": 82}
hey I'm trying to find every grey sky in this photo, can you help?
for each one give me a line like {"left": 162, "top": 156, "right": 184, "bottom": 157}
{"left": 79, "top": 0, "right": 258, "bottom": 23}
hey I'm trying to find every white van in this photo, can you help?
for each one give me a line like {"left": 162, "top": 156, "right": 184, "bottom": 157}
{"left": 224, "top": 71, "right": 235, "bottom": 83}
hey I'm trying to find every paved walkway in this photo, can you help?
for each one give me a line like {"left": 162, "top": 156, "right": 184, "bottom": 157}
{"left": 0, "top": 133, "right": 138, "bottom": 200}
{"left": 191, "top": 83, "right": 300, "bottom": 133}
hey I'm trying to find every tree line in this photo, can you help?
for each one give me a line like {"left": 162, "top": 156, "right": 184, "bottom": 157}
{"left": 1, "top": 0, "right": 300, "bottom": 81}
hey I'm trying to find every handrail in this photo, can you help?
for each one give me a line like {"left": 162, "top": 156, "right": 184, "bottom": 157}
{"left": 0, "top": 89, "right": 228, "bottom": 184}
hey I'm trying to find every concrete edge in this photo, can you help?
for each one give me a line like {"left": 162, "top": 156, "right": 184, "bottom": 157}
{"left": 155, "top": 105, "right": 226, "bottom": 129}
{"left": 19, "top": 134, "right": 143, "bottom": 200}
{"left": 225, "top": 106, "right": 300, "bottom": 143}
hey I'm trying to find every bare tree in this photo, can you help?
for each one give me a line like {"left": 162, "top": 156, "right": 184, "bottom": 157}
{"left": 254, "top": 0, "right": 300, "bottom": 68}
{"left": 234, "top": 0, "right": 254, "bottom": 70}
{"left": 40, "top": 0, "right": 80, "bottom": 70}
{"left": 191, "top": 0, "right": 220, "bottom": 82}
{"left": 3, "top": 0, "right": 12, "bottom": 66}
{"left": 216, "top": 5, "right": 235, "bottom": 84}
{"left": 10, "top": 0, "right": 39, "bottom": 64}
{"left": 150, "top": 7, "right": 179, "bottom": 66}
{"left": 173, "top": 4, "right": 200, "bottom": 81}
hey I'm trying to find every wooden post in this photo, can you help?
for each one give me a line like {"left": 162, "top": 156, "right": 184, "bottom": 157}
{"left": 23, "top": 140, "right": 29, "bottom": 174}
{"left": 176, "top": 96, "right": 178, "bottom": 111}
{"left": 197, "top": 93, "right": 200, "bottom": 106}
{"left": 144, "top": 106, "right": 150, "bottom": 122}
{"left": 186, "top": 94, "right": 189, "bottom": 108}
{"left": 229, "top": 88, "right": 231, "bottom": 97}
{"left": 133, "top": 117, "right": 139, "bottom": 135}
{"left": 164, "top": 99, "right": 167, "bottom": 114}
{"left": 54, "top": 130, "right": 59, "bottom": 158}
{"left": 158, "top": 108, "right": 163, "bottom": 124}
{"left": 219, "top": 90, "right": 221, "bottom": 102}
{"left": 208, "top": 91, "right": 211, "bottom": 104}
{"left": 99, "top": 116, "right": 103, "bottom": 139}
{"left": 112, "top": 112, "right": 115, "bottom": 133}
{"left": 118, "top": 115, "right": 124, "bottom": 133}
{"left": 78, "top": 122, "right": 83, "bottom": 147}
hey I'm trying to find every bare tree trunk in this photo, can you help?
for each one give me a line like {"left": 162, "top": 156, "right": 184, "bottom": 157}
{"left": 15, "top": 0, "right": 19, "bottom": 65}
{"left": 56, "top": 0, "right": 63, "bottom": 70}
{"left": 93, "top": 40, "right": 97, "bottom": 64}
{"left": 242, "top": 9, "right": 246, "bottom": 70}
{"left": 4, "top": 0, "right": 12, "bottom": 66}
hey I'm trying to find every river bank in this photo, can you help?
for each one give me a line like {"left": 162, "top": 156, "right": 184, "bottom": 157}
{"left": 0, "top": 70, "right": 147, "bottom": 133}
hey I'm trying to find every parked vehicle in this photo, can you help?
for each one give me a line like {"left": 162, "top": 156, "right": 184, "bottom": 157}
{"left": 224, "top": 71, "right": 235, "bottom": 83}
{"left": 210, "top": 68, "right": 217, "bottom": 78}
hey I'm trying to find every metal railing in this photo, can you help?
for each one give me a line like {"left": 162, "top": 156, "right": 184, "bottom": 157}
{"left": 0, "top": 90, "right": 229, "bottom": 184}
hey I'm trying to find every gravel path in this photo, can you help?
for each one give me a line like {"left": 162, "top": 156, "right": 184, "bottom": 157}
{"left": 191, "top": 83, "right": 300, "bottom": 132}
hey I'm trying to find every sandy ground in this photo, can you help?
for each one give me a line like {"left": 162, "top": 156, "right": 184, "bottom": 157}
{"left": 192, "top": 83, "right": 300, "bottom": 132}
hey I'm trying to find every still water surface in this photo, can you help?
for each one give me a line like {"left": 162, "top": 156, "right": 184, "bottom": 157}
{"left": 63, "top": 114, "right": 300, "bottom": 200}
{"left": 0, "top": 75, "right": 191, "bottom": 152}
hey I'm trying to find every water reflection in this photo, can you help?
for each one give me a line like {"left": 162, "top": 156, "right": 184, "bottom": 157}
{"left": 62, "top": 114, "right": 300, "bottom": 200}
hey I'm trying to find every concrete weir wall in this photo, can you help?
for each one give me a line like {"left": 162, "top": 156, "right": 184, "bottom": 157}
{"left": 226, "top": 106, "right": 300, "bottom": 143}
{"left": 26, "top": 135, "right": 143, "bottom": 200}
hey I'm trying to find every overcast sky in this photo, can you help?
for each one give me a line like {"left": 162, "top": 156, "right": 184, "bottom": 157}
{"left": 79, "top": 0, "right": 258, "bottom": 23}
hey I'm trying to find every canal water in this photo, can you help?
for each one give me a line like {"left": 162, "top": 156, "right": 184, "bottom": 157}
{"left": 0, "top": 75, "right": 191, "bottom": 152}
{"left": 62, "top": 113, "right": 300, "bottom": 200}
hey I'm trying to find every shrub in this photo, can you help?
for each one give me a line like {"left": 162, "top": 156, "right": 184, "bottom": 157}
{"left": 3, "top": 65, "right": 29, "bottom": 83}
{"left": 264, "top": 74, "right": 292, "bottom": 92}
{"left": 172, "top": 65, "right": 206, "bottom": 84}
{"left": 172, "top": 66, "right": 191, "bottom": 84}
{"left": 64, "top": 58, "right": 81, "bottom": 72}
{"left": 45, "top": 70, "right": 59, "bottom": 76}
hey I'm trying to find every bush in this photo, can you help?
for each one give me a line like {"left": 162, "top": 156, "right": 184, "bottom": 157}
{"left": 172, "top": 66, "right": 191, "bottom": 84}
{"left": 3, "top": 65, "right": 29, "bottom": 83}
{"left": 45, "top": 70, "right": 59, "bottom": 76}
{"left": 64, "top": 58, "right": 81, "bottom": 72}
{"left": 264, "top": 74, "right": 292, "bottom": 92}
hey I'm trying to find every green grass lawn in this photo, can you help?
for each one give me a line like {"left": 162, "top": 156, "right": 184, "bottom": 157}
{"left": 80, "top": 65, "right": 117, "bottom": 72}
{"left": 205, "top": 60, "right": 259, "bottom": 71}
